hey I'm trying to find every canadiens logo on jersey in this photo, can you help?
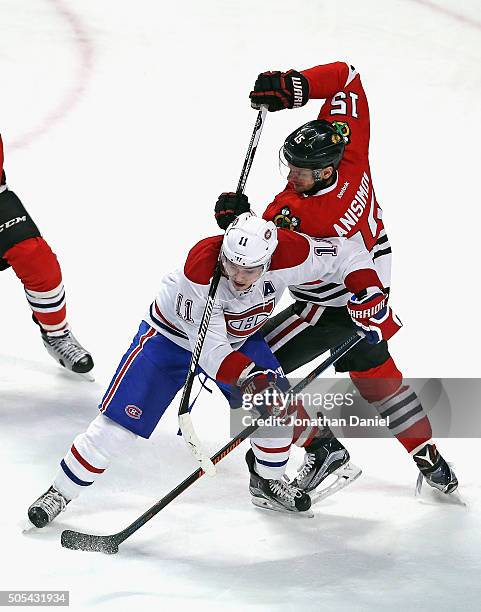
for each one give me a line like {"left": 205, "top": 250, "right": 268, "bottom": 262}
{"left": 125, "top": 404, "right": 142, "bottom": 419}
{"left": 273, "top": 207, "right": 300, "bottom": 231}
{"left": 224, "top": 299, "right": 275, "bottom": 337}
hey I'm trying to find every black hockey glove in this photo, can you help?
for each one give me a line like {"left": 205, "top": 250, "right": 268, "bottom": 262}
{"left": 249, "top": 70, "right": 309, "bottom": 112}
{"left": 214, "top": 192, "right": 250, "bottom": 230}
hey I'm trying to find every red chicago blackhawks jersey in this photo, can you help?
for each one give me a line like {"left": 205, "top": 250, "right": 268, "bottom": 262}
{"left": 262, "top": 62, "right": 391, "bottom": 307}
{"left": 145, "top": 229, "right": 381, "bottom": 385}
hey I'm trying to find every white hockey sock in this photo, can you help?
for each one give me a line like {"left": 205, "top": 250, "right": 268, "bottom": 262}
{"left": 251, "top": 430, "right": 292, "bottom": 480}
{"left": 54, "top": 414, "right": 137, "bottom": 501}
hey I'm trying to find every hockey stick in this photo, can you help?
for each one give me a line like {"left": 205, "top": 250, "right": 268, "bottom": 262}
{"left": 178, "top": 105, "right": 268, "bottom": 475}
{"left": 60, "top": 332, "right": 362, "bottom": 554}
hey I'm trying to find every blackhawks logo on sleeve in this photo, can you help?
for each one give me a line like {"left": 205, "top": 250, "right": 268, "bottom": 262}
{"left": 273, "top": 207, "right": 300, "bottom": 230}
{"left": 331, "top": 120, "right": 351, "bottom": 145}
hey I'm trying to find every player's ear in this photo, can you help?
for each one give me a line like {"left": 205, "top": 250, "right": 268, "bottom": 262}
{"left": 321, "top": 167, "right": 334, "bottom": 180}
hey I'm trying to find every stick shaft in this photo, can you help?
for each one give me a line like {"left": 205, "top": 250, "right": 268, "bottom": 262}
{"left": 115, "top": 333, "right": 361, "bottom": 544}
{"left": 178, "top": 106, "right": 268, "bottom": 419}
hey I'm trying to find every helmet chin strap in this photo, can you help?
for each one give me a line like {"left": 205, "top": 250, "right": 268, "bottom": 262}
{"left": 302, "top": 169, "right": 337, "bottom": 196}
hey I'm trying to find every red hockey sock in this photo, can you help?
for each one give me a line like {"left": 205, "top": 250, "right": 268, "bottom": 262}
{"left": 4, "top": 237, "right": 68, "bottom": 333}
{"left": 350, "top": 357, "right": 432, "bottom": 453}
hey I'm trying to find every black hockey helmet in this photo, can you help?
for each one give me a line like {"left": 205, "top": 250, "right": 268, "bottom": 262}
{"left": 282, "top": 119, "right": 346, "bottom": 170}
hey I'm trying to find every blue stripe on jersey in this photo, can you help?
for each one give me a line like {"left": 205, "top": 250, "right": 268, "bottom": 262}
{"left": 60, "top": 459, "right": 93, "bottom": 487}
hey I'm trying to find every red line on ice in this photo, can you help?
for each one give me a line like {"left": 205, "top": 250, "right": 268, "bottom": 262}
{"left": 10, "top": 0, "right": 94, "bottom": 150}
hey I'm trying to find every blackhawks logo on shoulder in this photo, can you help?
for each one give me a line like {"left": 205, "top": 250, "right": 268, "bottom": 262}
{"left": 273, "top": 207, "right": 300, "bottom": 231}
{"left": 332, "top": 120, "right": 351, "bottom": 145}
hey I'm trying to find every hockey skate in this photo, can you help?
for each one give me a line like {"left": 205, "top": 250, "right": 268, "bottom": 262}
{"left": 292, "top": 437, "right": 362, "bottom": 505}
{"left": 42, "top": 329, "right": 94, "bottom": 377}
{"left": 245, "top": 449, "right": 312, "bottom": 515}
{"left": 413, "top": 443, "right": 459, "bottom": 496}
{"left": 28, "top": 486, "right": 69, "bottom": 528}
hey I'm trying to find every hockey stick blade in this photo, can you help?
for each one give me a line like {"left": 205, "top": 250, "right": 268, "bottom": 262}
{"left": 61, "top": 529, "right": 120, "bottom": 554}
{"left": 179, "top": 413, "right": 216, "bottom": 476}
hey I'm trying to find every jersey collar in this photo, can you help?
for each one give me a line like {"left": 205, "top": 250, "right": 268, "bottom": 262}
{"left": 303, "top": 172, "right": 339, "bottom": 198}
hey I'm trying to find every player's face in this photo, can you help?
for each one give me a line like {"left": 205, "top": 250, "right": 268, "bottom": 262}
{"left": 287, "top": 164, "right": 316, "bottom": 193}
{"left": 222, "top": 258, "right": 263, "bottom": 291}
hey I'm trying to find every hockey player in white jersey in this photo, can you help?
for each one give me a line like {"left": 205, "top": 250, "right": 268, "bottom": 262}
{"left": 28, "top": 213, "right": 401, "bottom": 527}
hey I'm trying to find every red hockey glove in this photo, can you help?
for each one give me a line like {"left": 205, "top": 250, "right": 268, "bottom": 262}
{"left": 347, "top": 288, "right": 402, "bottom": 344}
{"left": 249, "top": 70, "right": 309, "bottom": 112}
{"left": 235, "top": 365, "right": 291, "bottom": 419}
{"left": 214, "top": 192, "right": 250, "bottom": 230}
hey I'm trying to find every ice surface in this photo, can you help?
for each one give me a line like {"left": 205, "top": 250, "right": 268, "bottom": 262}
{"left": 1, "top": 0, "right": 480, "bottom": 610}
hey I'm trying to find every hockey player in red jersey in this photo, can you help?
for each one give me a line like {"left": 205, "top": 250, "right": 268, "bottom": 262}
{"left": 0, "top": 134, "right": 93, "bottom": 374}
{"left": 27, "top": 213, "right": 397, "bottom": 526}
{"left": 214, "top": 62, "right": 457, "bottom": 496}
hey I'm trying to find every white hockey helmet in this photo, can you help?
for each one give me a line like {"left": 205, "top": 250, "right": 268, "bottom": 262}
{"left": 222, "top": 212, "right": 278, "bottom": 270}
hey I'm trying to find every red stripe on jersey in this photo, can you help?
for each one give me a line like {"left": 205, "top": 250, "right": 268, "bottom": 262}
{"left": 269, "top": 230, "right": 310, "bottom": 271}
{"left": 344, "top": 269, "right": 382, "bottom": 295}
{"left": 252, "top": 442, "right": 291, "bottom": 453}
{"left": 101, "top": 327, "right": 156, "bottom": 411}
{"left": 184, "top": 235, "right": 223, "bottom": 285}
{"left": 154, "top": 302, "right": 184, "bottom": 334}
{"left": 71, "top": 444, "right": 105, "bottom": 473}
{"left": 304, "top": 304, "right": 320, "bottom": 323}
{"left": 266, "top": 317, "right": 305, "bottom": 349}
{"left": 216, "top": 351, "right": 252, "bottom": 385}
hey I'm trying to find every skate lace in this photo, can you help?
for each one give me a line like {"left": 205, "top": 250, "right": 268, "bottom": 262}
{"left": 297, "top": 452, "right": 316, "bottom": 482}
{"left": 48, "top": 333, "right": 85, "bottom": 362}
{"left": 41, "top": 489, "right": 67, "bottom": 516}
{"left": 269, "top": 479, "right": 302, "bottom": 505}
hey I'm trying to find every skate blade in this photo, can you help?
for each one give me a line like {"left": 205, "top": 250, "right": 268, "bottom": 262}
{"left": 58, "top": 365, "right": 95, "bottom": 382}
{"left": 414, "top": 474, "right": 467, "bottom": 507}
{"left": 78, "top": 371, "right": 95, "bottom": 382}
{"left": 250, "top": 497, "right": 314, "bottom": 518}
{"left": 309, "top": 462, "right": 362, "bottom": 505}
{"left": 21, "top": 518, "right": 37, "bottom": 533}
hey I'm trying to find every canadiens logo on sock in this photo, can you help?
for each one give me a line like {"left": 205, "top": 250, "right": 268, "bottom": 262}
{"left": 125, "top": 404, "right": 142, "bottom": 419}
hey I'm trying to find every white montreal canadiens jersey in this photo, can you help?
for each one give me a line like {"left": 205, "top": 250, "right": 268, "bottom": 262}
{"left": 144, "top": 230, "right": 379, "bottom": 382}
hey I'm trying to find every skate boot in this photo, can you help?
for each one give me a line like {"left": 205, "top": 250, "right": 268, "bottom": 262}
{"left": 42, "top": 329, "right": 94, "bottom": 374}
{"left": 245, "top": 449, "right": 311, "bottom": 514}
{"left": 413, "top": 443, "right": 458, "bottom": 494}
{"left": 292, "top": 437, "right": 362, "bottom": 504}
{"left": 28, "top": 486, "right": 69, "bottom": 528}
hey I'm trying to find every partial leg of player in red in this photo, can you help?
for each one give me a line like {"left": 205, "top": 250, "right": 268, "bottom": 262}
{"left": 0, "top": 159, "right": 93, "bottom": 375}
